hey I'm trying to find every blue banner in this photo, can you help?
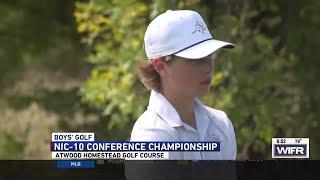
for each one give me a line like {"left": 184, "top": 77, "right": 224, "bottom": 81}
{"left": 57, "top": 160, "right": 95, "bottom": 168}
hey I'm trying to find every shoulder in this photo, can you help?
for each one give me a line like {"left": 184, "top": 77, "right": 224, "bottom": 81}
{"left": 130, "top": 109, "right": 178, "bottom": 141}
{"left": 204, "top": 106, "right": 237, "bottom": 159}
{"left": 204, "top": 106, "right": 234, "bottom": 132}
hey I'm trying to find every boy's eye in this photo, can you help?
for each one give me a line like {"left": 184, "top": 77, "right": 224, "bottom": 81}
{"left": 183, "top": 55, "right": 214, "bottom": 64}
{"left": 196, "top": 57, "right": 212, "bottom": 63}
{"left": 194, "top": 59, "right": 205, "bottom": 64}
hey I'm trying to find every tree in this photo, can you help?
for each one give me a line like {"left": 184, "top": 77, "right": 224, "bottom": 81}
{"left": 75, "top": 0, "right": 320, "bottom": 159}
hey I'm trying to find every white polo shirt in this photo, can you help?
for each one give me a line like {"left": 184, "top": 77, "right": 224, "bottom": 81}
{"left": 130, "top": 90, "right": 237, "bottom": 160}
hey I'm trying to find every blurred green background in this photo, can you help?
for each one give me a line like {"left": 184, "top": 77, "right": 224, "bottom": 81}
{"left": 0, "top": 0, "right": 319, "bottom": 159}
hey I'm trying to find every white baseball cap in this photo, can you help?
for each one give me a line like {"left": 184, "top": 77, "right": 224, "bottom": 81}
{"left": 144, "top": 10, "right": 235, "bottom": 60}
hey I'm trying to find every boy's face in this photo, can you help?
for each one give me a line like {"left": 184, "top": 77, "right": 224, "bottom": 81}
{"left": 163, "top": 55, "right": 214, "bottom": 98}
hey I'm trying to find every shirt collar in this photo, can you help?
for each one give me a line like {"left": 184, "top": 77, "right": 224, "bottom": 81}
{"left": 148, "top": 90, "right": 183, "bottom": 127}
{"left": 148, "top": 90, "right": 211, "bottom": 137}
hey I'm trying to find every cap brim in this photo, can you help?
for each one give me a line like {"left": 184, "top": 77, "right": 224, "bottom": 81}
{"left": 174, "top": 39, "right": 235, "bottom": 59}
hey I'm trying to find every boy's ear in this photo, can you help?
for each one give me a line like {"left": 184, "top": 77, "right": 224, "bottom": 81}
{"left": 151, "top": 57, "right": 164, "bottom": 74}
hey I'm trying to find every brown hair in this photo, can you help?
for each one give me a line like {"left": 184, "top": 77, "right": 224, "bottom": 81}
{"left": 137, "top": 56, "right": 174, "bottom": 92}
{"left": 137, "top": 61, "right": 161, "bottom": 91}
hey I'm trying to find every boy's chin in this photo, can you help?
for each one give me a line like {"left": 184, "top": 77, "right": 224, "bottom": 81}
{"left": 197, "top": 88, "right": 211, "bottom": 97}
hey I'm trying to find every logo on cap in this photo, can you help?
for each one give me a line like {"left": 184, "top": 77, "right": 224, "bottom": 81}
{"left": 192, "top": 20, "right": 206, "bottom": 34}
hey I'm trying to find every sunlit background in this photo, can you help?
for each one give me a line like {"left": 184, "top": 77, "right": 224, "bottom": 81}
{"left": 0, "top": 0, "right": 319, "bottom": 159}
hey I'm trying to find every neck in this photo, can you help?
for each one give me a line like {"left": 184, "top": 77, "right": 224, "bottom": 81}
{"left": 160, "top": 86, "right": 196, "bottom": 129}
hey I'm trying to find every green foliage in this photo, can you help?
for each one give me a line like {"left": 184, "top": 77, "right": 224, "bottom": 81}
{"left": 0, "top": 0, "right": 318, "bottom": 159}
{"left": 75, "top": 0, "right": 320, "bottom": 159}
{"left": 202, "top": 1, "right": 319, "bottom": 159}
{"left": 0, "top": 0, "right": 95, "bottom": 159}
{"left": 75, "top": 0, "right": 150, "bottom": 139}
{"left": 0, "top": 130, "right": 23, "bottom": 159}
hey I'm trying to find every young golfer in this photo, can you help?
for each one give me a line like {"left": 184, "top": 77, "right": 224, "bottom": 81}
{"left": 130, "top": 9, "right": 237, "bottom": 160}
